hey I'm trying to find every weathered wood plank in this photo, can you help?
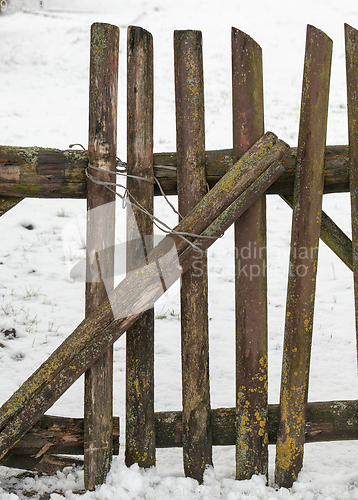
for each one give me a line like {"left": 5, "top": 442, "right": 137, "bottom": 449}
{"left": 232, "top": 28, "right": 268, "bottom": 480}
{"left": 0, "top": 133, "right": 288, "bottom": 462}
{"left": 345, "top": 24, "right": 358, "bottom": 362}
{"left": 84, "top": 22, "right": 119, "bottom": 490}
{"left": 125, "top": 25, "right": 155, "bottom": 469}
{"left": 174, "top": 29, "right": 212, "bottom": 483}
{"left": 0, "top": 144, "right": 350, "bottom": 197}
{"left": 275, "top": 26, "right": 332, "bottom": 489}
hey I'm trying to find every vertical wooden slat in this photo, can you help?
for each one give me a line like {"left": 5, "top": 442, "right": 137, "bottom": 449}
{"left": 345, "top": 24, "right": 358, "bottom": 361}
{"left": 85, "top": 23, "right": 119, "bottom": 490}
{"left": 275, "top": 25, "right": 332, "bottom": 488}
{"left": 232, "top": 28, "right": 268, "bottom": 480}
{"left": 174, "top": 29, "right": 212, "bottom": 484}
{"left": 125, "top": 26, "right": 155, "bottom": 468}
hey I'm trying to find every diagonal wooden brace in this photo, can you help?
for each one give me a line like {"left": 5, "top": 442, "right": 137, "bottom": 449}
{"left": 281, "top": 195, "right": 353, "bottom": 271}
{"left": 0, "top": 131, "right": 289, "bottom": 460}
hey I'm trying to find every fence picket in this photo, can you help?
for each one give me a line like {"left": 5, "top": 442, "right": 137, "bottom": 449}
{"left": 345, "top": 24, "right": 358, "bottom": 361}
{"left": 174, "top": 29, "right": 212, "bottom": 483}
{"left": 154, "top": 399, "right": 358, "bottom": 447}
{"left": 125, "top": 25, "right": 155, "bottom": 469}
{"left": 84, "top": 22, "right": 119, "bottom": 490}
{"left": 232, "top": 28, "right": 268, "bottom": 480}
{"left": 0, "top": 196, "right": 23, "bottom": 216}
{"left": 275, "top": 25, "right": 332, "bottom": 488}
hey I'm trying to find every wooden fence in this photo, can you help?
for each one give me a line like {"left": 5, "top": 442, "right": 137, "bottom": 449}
{"left": 0, "top": 21, "right": 358, "bottom": 492}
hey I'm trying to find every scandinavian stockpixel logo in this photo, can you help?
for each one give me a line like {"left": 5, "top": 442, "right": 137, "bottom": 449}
{"left": 62, "top": 201, "right": 181, "bottom": 320}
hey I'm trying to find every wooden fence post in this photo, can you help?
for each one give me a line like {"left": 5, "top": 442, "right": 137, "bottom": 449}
{"left": 275, "top": 25, "right": 332, "bottom": 488}
{"left": 125, "top": 25, "right": 155, "bottom": 468}
{"left": 345, "top": 24, "right": 358, "bottom": 361}
{"left": 84, "top": 22, "right": 119, "bottom": 490}
{"left": 232, "top": 28, "right": 268, "bottom": 480}
{"left": 174, "top": 29, "right": 212, "bottom": 484}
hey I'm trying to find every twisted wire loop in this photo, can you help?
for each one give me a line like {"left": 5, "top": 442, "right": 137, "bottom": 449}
{"left": 69, "top": 144, "right": 219, "bottom": 253}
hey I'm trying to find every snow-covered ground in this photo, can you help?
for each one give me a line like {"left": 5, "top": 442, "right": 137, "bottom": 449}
{"left": 0, "top": 0, "right": 358, "bottom": 498}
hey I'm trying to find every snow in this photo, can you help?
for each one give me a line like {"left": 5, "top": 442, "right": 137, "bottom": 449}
{"left": 0, "top": 0, "right": 358, "bottom": 498}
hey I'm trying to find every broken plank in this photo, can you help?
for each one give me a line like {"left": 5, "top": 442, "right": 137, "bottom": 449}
{"left": 6, "top": 415, "right": 119, "bottom": 456}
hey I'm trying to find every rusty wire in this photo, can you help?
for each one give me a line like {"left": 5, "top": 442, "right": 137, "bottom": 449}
{"left": 69, "top": 145, "right": 218, "bottom": 252}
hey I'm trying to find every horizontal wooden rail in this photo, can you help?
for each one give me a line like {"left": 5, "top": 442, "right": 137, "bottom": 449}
{"left": 0, "top": 144, "right": 349, "bottom": 198}
{"left": 4, "top": 399, "right": 357, "bottom": 461}
{"left": 282, "top": 195, "right": 353, "bottom": 271}
{"left": 155, "top": 400, "right": 358, "bottom": 447}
